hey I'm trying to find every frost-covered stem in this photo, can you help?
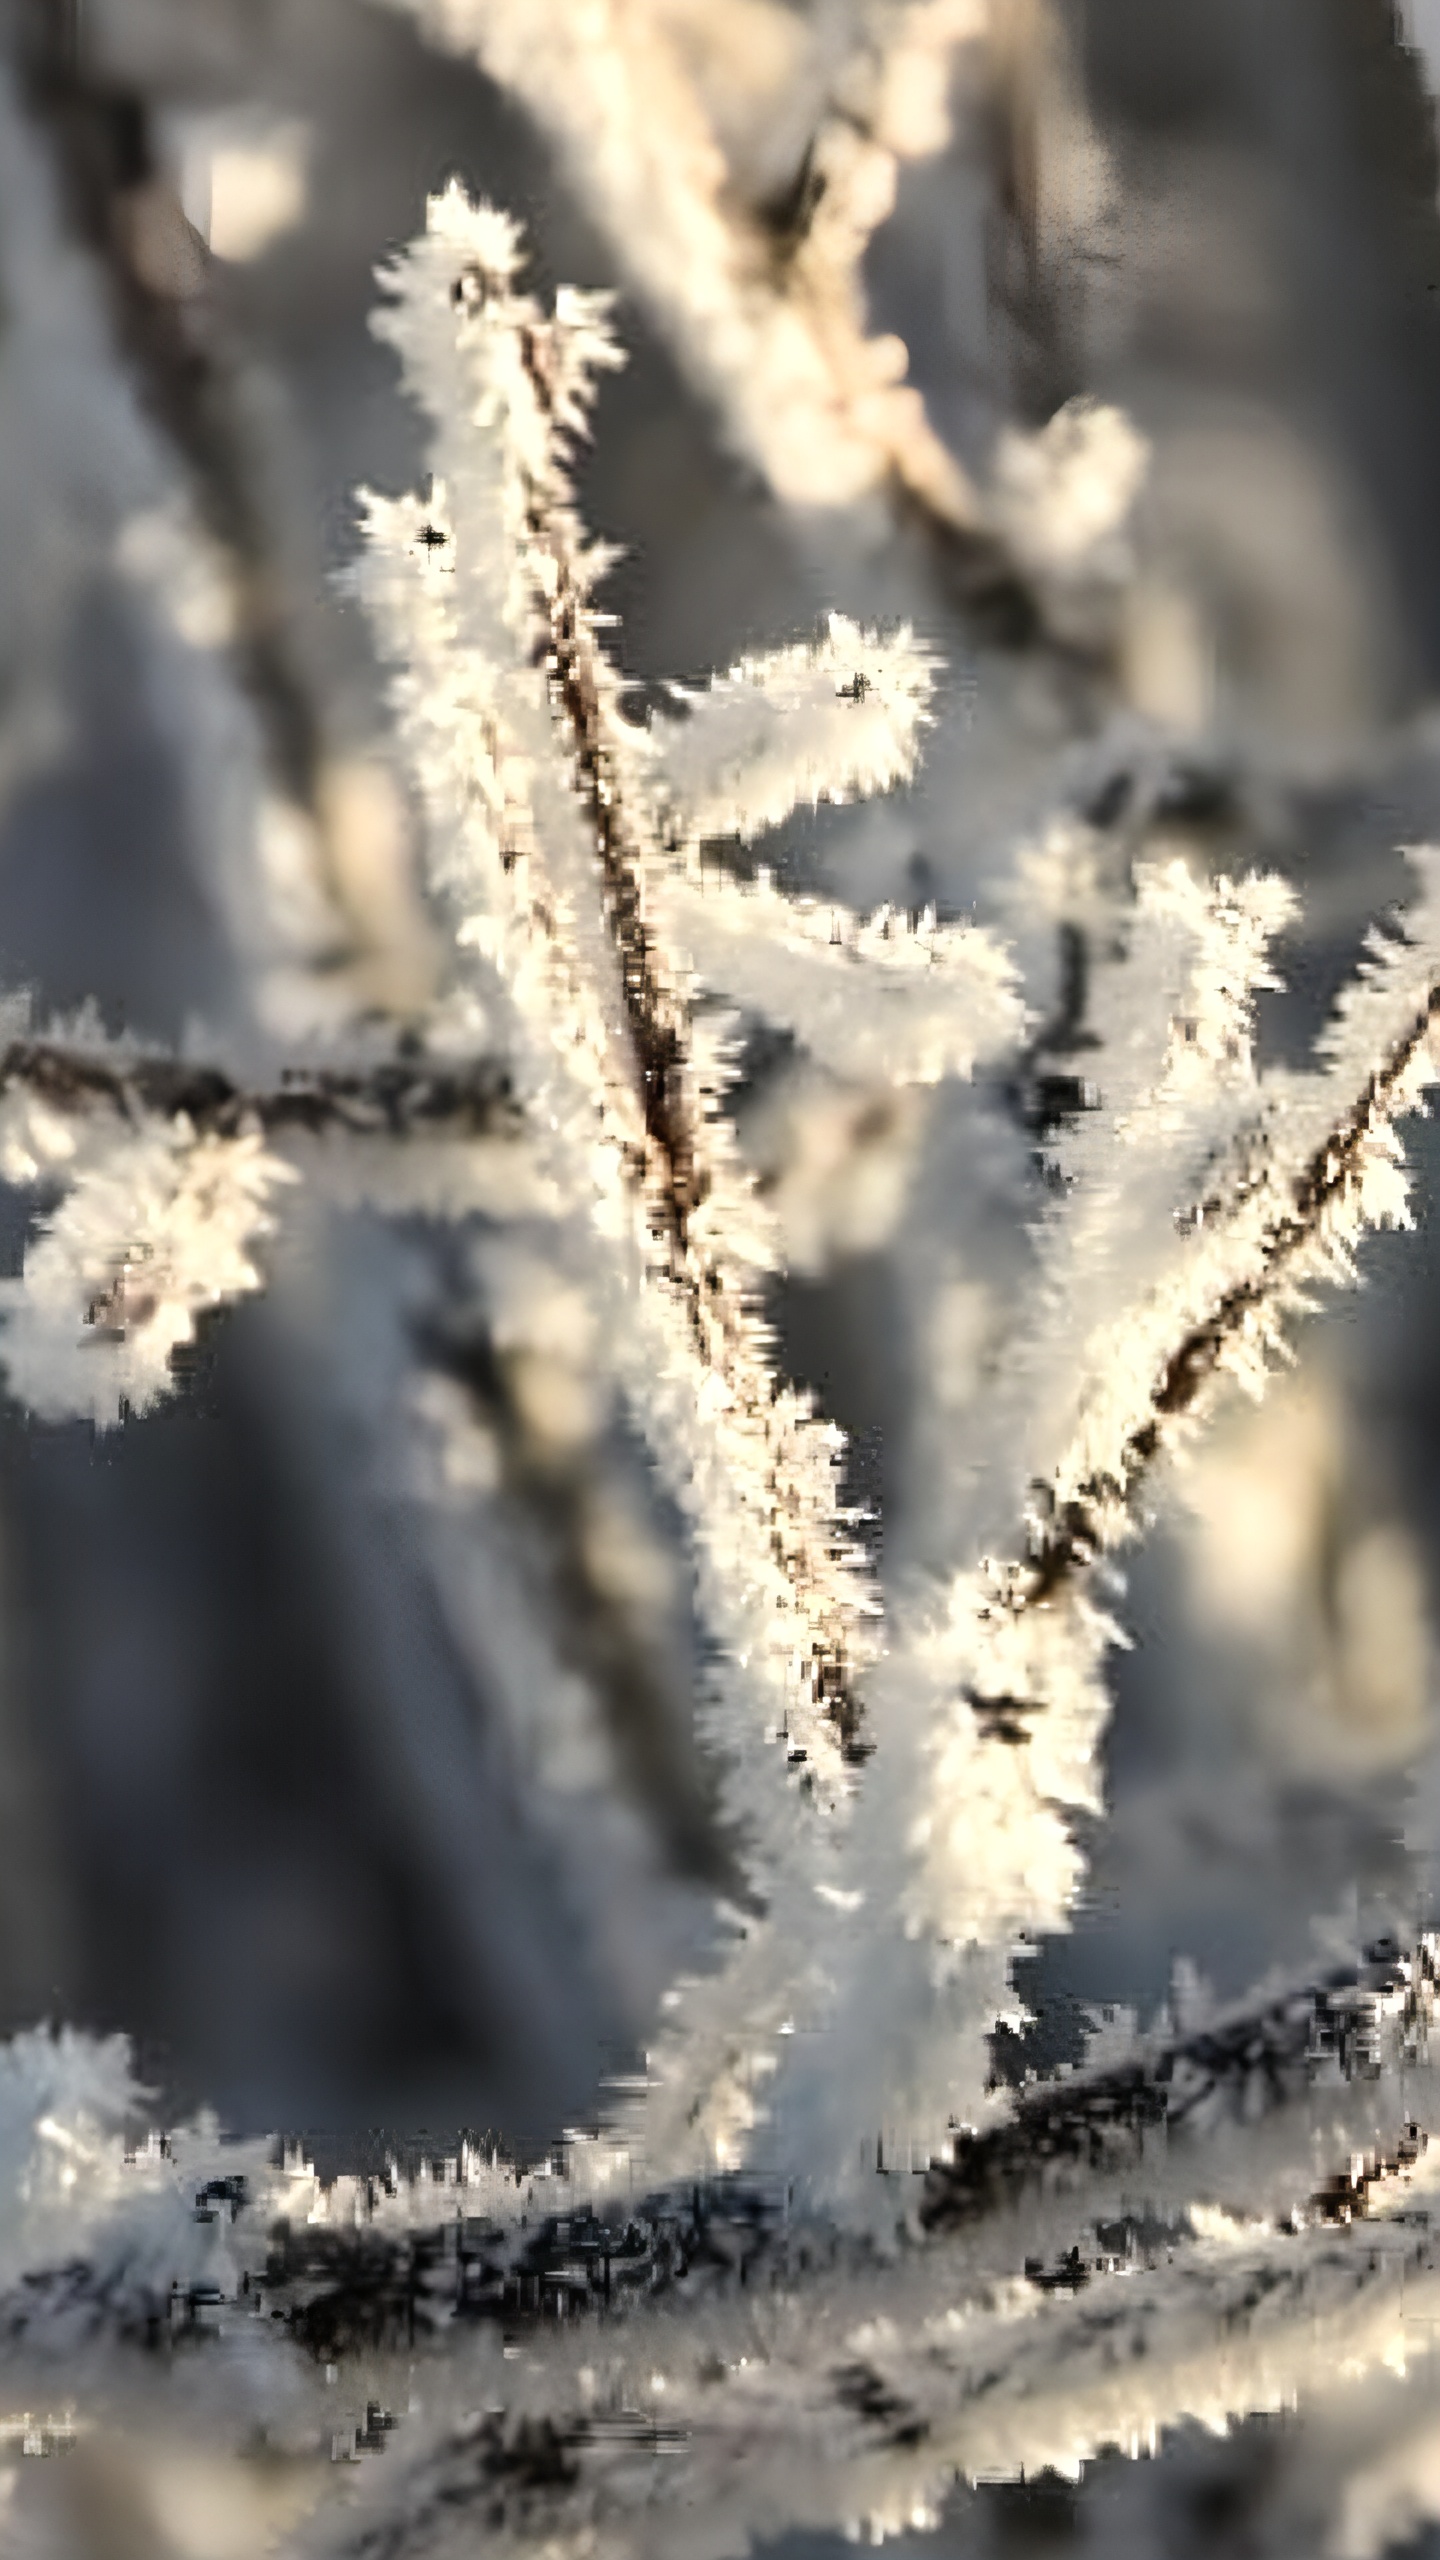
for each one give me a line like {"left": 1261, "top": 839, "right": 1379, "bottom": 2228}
{"left": 518, "top": 345, "right": 704, "bottom": 1258}
{"left": 0, "top": 1034, "right": 531, "bottom": 1424}
{"left": 191, "top": 1939, "right": 1440, "bottom": 2335}
{"left": 921, "top": 1933, "right": 1437, "bottom": 2232}
{"left": 778, "top": 867, "right": 1440, "bottom": 2180}
{"left": 5, "top": 1941, "right": 1439, "bottom": 2555}
{"left": 515, "top": 321, "right": 871, "bottom": 1765}
{"left": 305, "top": 1939, "right": 1438, "bottom": 2331}
{"left": 0, "top": 1036, "right": 521, "bottom": 1146}
{"left": 1006, "top": 968, "right": 1440, "bottom": 1636}
{"left": 350, "top": 191, "right": 951, "bottom": 2174}
{"left": 304, "top": 2178, "right": 1440, "bottom": 2560}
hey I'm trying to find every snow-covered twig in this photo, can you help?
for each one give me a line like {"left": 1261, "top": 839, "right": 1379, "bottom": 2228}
{"left": 0, "top": 1032, "right": 521, "bottom": 1148}
{"left": 649, "top": 617, "right": 1024, "bottom": 1084}
{"left": 379, "top": 0, "right": 987, "bottom": 535}
{"left": 349, "top": 184, "right": 1028, "bottom": 2181}
{"left": 770, "top": 846, "right": 1440, "bottom": 2180}
{"left": 0, "top": 1939, "right": 1436, "bottom": 2555}
{"left": 0, "top": 1024, "right": 527, "bottom": 1425}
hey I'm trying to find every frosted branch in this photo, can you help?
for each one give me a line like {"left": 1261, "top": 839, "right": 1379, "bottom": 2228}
{"left": 886, "top": 851, "right": 1440, "bottom": 1957}
{"left": 652, "top": 616, "right": 939, "bottom": 846}
{"left": 996, "top": 857, "right": 1300, "bottom": 1535}
{"left": 648, "top": 621, "right": 1022, "bottom": 1088}
{"left": 775, "top": 850, "right": 1440, "bottom": 2175}
{"left": 349, "top": 186, "right": 998, "bottom": 2174}
{"left": 0, "top": 1035, "right": 521, "bottom": 1151}
{"left": 657, "top": 869, "right": 1024, "bottom": 1085}
{"left": 380, "top": 0, "right": 986, "bottom": 528}
{"left": 1018, "top": 847, "right": 1440, "bottom": 1598}
{"left": 359, "top": 188, "right": 878, "bottom": 1809}
{"left": 0, "top": 1032, "right": 526, "bottom": 1425}
{"left": 2, "top": 1940, "right": 1439, "bottom": 2552}
{"left": 0, "top": 1116, "right": 292, "bottom": 1426}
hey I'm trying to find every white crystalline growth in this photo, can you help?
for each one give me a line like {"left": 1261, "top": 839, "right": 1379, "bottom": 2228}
{"left": 653, "top": 614, "right": 938, "bottom": 846}
{"left": 657, "top": 867, "right": 1024, "bottom": 1085}
{"left": 991, "top": 398, "right": 1149, "bottom": 584}
{"left": 0, "top": 1116, "right": 295, "bottom": 1426}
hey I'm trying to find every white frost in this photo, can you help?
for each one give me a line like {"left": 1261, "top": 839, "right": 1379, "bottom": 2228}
{"left": 653, "top": 616, "right": 938, "bottom": 845}
{"left": 0, "top": 1118, "right": 294, "bottom": 1426}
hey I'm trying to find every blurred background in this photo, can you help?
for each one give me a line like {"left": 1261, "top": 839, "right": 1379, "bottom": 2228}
{"left": 6, "top": 0, "right": 1440, "bottom": 2551}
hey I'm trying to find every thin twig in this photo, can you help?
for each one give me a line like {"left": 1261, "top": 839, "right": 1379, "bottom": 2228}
{"left": 0, "top": 1038, "right": 522, "bottom": 1146}
{"left": 0, "top": 1937, "right": 1433, "bottom": 2557}
{"left": 1014, "top": 977, "right": 1440, "bottom": 1620}
{"left": 514, "top": 315, "right": 872, "bottom": 1765}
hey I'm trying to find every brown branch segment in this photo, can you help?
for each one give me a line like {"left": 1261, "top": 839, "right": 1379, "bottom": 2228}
{"left": 987, "top": 979, "right": 1440, "bottom": 1667}
{"left": 512, "top": 321, "right": 871, "bottom": 1770}
{"left": 953, "top": 972, "right": 1434, "bottom": 1781}
{"left": 0, "top": 1039, "right": 522, "bottom": 1147}
{"left": 0, "top": 1933, "right": 1433, "bottom": 2552}
{"left": 0, "top": 1937, "right": 1425, "bottom": 2364}
{"left": 922, "top": 1933, "right": 1437, "bottom": 2236}
{"left": 204, "top": 1935, "right": 1433, "bottom": 2361}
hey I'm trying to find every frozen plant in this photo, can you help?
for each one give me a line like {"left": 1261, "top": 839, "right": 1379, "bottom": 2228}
{"left": 0, "top": 147, "right": 1436, "bottom": 2560}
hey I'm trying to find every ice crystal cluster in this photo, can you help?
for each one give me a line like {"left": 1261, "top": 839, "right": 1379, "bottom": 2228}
{"left": 0, "top": 1083, "right": 292, "bottom": 1426}
{"left": 5, "top": 4, "right": 1440, "bottom": 2558}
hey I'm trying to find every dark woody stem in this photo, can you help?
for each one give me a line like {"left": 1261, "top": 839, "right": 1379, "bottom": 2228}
{"left": 3, "top": 1938, "right": 1430, "bottom": 2409}
{"left": 971, "top": 980, "right": 1440, "bottom": 1730}
{"left": 513, "top": 321, "right": 869, "bottom": 1768}
{"left": 0, "top": 1039, "right": 522, "bottom": 1146}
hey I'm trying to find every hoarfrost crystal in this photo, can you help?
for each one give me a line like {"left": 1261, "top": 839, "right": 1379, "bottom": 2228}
{"left": 0, "top": 1117, "right": 294, "bottom": 1426}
